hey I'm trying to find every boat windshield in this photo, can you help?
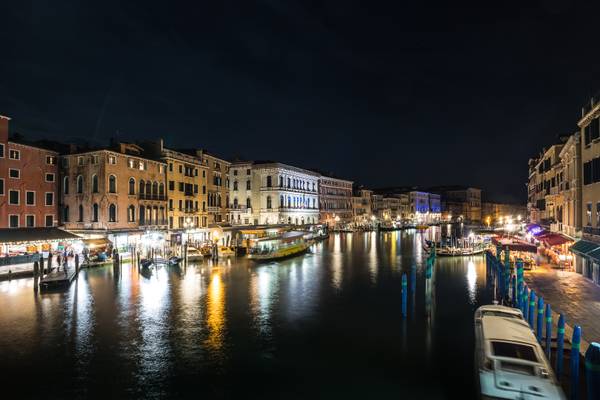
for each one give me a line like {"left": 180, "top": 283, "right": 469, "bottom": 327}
{"left": 480, "top": 310, "right": 521, "bottom": 319}
{"left": 491, "top": 341, "right": 538, "bottom": 362}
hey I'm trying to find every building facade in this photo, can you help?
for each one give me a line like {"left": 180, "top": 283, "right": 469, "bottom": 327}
{"left": 0, "top": 115, "right": 59, "bottom": 229}
{"left": 352, "top": 188, "right": 373, "bottom": 226}
{"left": 319, "top": 175, "right": 353, "bottom": 226}
{"left": 229, "top": 161, "right": 255, "bottom": 225}
{"left": 527, "top": 144, "right": 564, "bottom": 226}
{"left": 60, "top": 143, "right": 167, "bottom": 237}
{"left": 481, "top": 202, "right": 527, "bottom": 226}
{"left": 431, "top": 186, "right": 482, "bottom": 223}
{"left": 200, "top": 151, "right": 231, "bottom": 226}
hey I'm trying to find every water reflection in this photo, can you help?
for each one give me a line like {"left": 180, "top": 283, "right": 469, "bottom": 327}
{"left": 467, "top": 260, "right": 477, "bottom": 304}
{"left": 331, "top": 234, "right": 343, "bottom": 289}
{"left": 206, "top": 270, "right": 226, "bottom": 354}
{"left": 250, "top": 267, "right": 278, "bottom": 336}
{"left": 368, "top": 231, "right": 378, "bottom": 284}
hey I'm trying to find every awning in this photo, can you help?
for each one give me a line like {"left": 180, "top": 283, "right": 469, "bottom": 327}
{"left": 0, "top": 228, "right": 81, "bottom": 244}
{"left": 569, "top": 240, "right": 600, "bottom": 256}
{"left": 586, "top": 247, "right": 600, "bottom": 263}
{"left": 491, "top": 237, "right": 538, "bottom": 253}
{"left": 538, "top": 233, "right": 573, "bottom": 247}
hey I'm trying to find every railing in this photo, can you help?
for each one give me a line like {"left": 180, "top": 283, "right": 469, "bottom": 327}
{"left": 139, "top": 193, "right": 166, "bottom": 201}
{"left": 0, "top": 253, "right": 41, "bottom": 266}
{"left": 139, "top": 220, "right": 168, "bottom": 227}
{"left": 179, "top": 208, "right": 199, "bottom": 214}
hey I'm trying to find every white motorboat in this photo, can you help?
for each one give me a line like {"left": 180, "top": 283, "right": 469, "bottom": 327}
{"left": 474, "top": 305, "right": 565, "bottom": 400}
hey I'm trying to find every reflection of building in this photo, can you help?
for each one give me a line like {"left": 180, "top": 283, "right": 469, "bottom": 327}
{"left": 318, "top": 175, "right": 354, "bottom": 225}
{"left": 351, "top": 187, "right": 373, "bottom": 225}
{"left": 429, "top": 186, "right": 481, "bottom": 223}
{"left": 140, "top": 140, "right": 208, "bottom": 230}
{"left": 60, "top": 142, "right": 167, "bottom": 241}
{"left": 1, "top": 115, "right": 59, "bottom": 228}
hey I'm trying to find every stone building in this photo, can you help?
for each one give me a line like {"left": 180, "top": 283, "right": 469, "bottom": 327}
{"left": 199, "top": 151, "right": 231, "bottom": 225}
{"left": 558, "top": 132, "right": 582, "bottom": 237}
{"left": 140, "top": 140, "right": 208, "bottom": 230}
{"left": 229, "top": 160, "right": 254, "bottom": 225}
{"left": 429, "top": 186, "right": 481, "bottom": 224}
{"left": 481, "top": 202, "right": 528, "bottom": 226}
{"left": 352, "top": 187, "right": 373, "bottom": 226}
{"left": 60, "top": 142, "right": 167, "bottom": 242}
{"left": 0, "top": 115, "right": 59, "bottom": 228}
{"left": 527, "top": 144, "right": 564, "bottom": 227}
{"left": 318, "top": 175, "right": 354, "bottom": 226}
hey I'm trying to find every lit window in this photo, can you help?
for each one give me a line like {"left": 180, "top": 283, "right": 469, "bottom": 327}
{"left": 91, "top": 155, "right": 99, "bottom": 164}
{"left": 139, "top": 161, "right": 145, "bottom": 170}
{"left": 46, "top": 156, "right": 56, "bottom": 165}
{"left": 78, "top": 156, "right": 84, "bottom": 166}
{"left": 128, "top": 159, "right": 135, "bottom": 169}
{"left": 9, "top": 149, "right": 20, "bottom": 160}
{"left": 108, "top": 155, "right": 116, "bottom": 165}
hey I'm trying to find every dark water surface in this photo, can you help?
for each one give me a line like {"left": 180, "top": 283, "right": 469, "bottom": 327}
{"left": 0, "top": 231, "right": 492, "bottom": 399}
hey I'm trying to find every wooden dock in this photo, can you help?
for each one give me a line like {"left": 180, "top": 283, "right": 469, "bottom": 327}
{"left": 39, "top": 268, "right": 77, "bottom": 290}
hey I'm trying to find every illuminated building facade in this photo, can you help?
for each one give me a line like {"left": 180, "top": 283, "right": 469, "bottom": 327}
{"left": 318, "top": 175, "right": 354, "bottom": 225}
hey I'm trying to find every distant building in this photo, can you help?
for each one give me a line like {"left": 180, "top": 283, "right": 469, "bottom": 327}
{"left": 527, "top": 144, "right": 564, "bottom": 227}
{"left": 0, "top": 115, "right": 59, "bottom": 229}
{"left": 429, "top": 186, "right": 481, "bottom": 224}
{"left": 351, "top": 187, "right": 373, "bottom": 226}
{"left": 481, "top": 202, "right": 527, "bottom": 226}
{"left": 318, "top": 175, "right": 353, "bottom": 225}
{"left": 200, "top": 151, "right": 231, "bottom": 226}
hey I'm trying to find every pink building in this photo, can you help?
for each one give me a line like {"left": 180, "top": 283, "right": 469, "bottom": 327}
{"left": 0, "top": 115, "right": 59, "bottom": 228}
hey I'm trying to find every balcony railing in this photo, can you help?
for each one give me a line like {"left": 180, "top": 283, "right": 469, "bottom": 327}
{"left": 139, "top": 220, "right": 168, "bottom": 227}
{"left": 139, "top": 193, "right": 167, "bottom": 201}
{"left": 179, "top": 207, "right": 199, "bottom": 214}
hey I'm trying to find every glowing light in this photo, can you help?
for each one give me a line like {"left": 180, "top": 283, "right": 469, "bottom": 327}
{"left": 467, "top": 260, "right": 477, "bottom": 303}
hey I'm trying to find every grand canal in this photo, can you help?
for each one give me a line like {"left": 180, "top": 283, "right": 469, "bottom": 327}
{"left": 0, "top": 231, "right": 493, "bottom": 399}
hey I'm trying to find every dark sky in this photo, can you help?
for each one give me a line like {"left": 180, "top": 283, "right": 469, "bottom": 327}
{"left": 2, "top": 1, "right": 600, "bottom": 203}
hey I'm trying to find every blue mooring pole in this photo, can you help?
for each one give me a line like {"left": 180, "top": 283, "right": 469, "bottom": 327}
{"left": 523, "top": 286, "right": 529, "bottom": 320}
{"left": 556, "top": 314, "right": 565, "bottom": 378}
{"left": 511, "top": 274, "right": 517, "bottom": 306}
{"left": 537, "top": 297, "right": 544, "bottom": 342}
{"left": 545, "top": 303, "right": 552, "bottom": 360}
{"left": 401, "top": 273, "right": 407, "bottom": 318}
{"left": 504, "top": 247, "right": 510, "bottom": 300}
{"left": 516, "top": 258, "right": 524, "bottom": 310}
{"left": 585, "top": 342, "right": 600, "bottom": 400}
{"left": 571, "top": 325, "right": 582, "bottom": 400}
{"left": 528, "top": 291, "right": 536, "bottom": 328}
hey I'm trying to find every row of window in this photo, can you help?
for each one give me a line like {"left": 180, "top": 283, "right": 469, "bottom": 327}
{"left": 0, "top": 144, "right": 57, "bottom": 164}
{"left": 6, "top": 169, "right": 55, "bottom": 182}
{"left": 585, "top": 202, "right": 600, "bottom": 226}
{"left": 265, "top": 176, "right": 317, "bottom": 192}
{"left": 8, "top": 214, "right": 54, "bottom": 228}
{"left": 262, "top": 195, "right": 317, "bottom": 209}
{"left": 584, "top": 116, "right": 600, "bottom": 146}
{"left": 64, "top": 175, "right": 165, "bottom": 196}
{"left": 168, "top": 162, "right": 204, "bottom": 177}
{"left": 2, "top": 189, "right": 54, "bottom": 206}
{"left": 63, "top": 204, "right": 167, "bottom": 225}
{"left": 583, "top": 157, "right": 600, "bottom": 185}
{"left": 232, "top": 180, "right": 251, "bottom": 191}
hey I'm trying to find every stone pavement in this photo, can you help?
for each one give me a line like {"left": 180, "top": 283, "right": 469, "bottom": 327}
{"left": 524, "top": 263, "right": 600, "bottom": 350}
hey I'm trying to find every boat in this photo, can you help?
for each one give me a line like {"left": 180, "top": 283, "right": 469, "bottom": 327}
{"left": 217, "top": 246, "right": 236, "bottom": 258}
{"left": 247, "top": 231, "right": 313, "bottom": 262}
{"left": 140, "top": 259, "right": 153, "bottom": 269}
{"left": 168, "top": 256, "right": 182, "bottom": 265}
{"left": 474, "top": 305, "right": 565, "bottom": 400}
{"left": 436, "top": 246, "right": 486, "bottom": 257}
{"left": 186, "top": 246, "right": 204, "bottom": 261}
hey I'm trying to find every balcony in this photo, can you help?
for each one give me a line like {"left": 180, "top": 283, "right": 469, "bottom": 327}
{"left": 139, "top": 193, "right": 167, "bottom": 201}
{"left": 139, "top": 220, "right": 168, "bottom": 227}
{"left": 179, "top": 207, "right": 199, "bottom": 214}
{"left": 231, "top": 205, "right": 251, "bottom": 213}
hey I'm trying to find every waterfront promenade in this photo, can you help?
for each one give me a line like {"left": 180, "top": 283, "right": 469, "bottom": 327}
{"left": 524, "top": 263, "right": 600, "bottom": 348}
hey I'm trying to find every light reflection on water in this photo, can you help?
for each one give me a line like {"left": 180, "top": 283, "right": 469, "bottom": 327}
{"left": 0, "top": 232, "right": 493, "bottom": 399}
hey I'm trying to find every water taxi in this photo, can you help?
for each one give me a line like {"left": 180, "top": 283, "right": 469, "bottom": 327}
{"left": 474, "top": 305, "right": 565, "bottom": 400}
{"left": 247, "top": 231, "right": 313, "bottom": 262}
{"left": 186, "top": 246, "right": 204, "bottom": 261}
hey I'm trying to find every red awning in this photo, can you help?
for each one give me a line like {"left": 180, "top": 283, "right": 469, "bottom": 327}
{"left": 492, "top": 237, "right": 538, "bottom": 253}
{"left": 538, "top": 233, "right": 572, "bottom": 247}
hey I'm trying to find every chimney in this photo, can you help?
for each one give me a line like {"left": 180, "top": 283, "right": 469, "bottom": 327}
{"left": 0, "top": 115, "right": 10, "bottom": 143}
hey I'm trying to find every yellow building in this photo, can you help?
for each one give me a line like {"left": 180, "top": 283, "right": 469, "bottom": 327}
{"left": 197, "top": 151, "right": 231, "bottom": 225}
{"left": 141, "top": 140, "right": 208, "bottom": 230}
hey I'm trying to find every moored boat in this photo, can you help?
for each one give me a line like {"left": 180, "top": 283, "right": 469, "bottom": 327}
{"left": 247, "top": 231, "right": 313, "bottom": 262}
{"left": 474, "top": 305, "right": 565, "bottom": 400}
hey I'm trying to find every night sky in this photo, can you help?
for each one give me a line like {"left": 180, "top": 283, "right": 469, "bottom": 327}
{"left": 3, "top": 1, "right": 600, "bottom": 203}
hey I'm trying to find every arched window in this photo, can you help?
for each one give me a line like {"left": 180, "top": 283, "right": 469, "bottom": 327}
{"left": 108, "top": 175, "right": 116, "bottom": 193}
{"left": 63, "top": 176, "right": 69, "bottom": 195}
{"left": 76, "top": 175, "right": 83, "bottom": 194}
{"left": 152, "top": 181, "right": 158, "bottom": 196}
{"left": 217, "top": 194, "right": 222, "bottom": 207}
{"left": 129, "top": 178, "right": 135, "bottom": 195}
{"left": 279, "top": 176, "right": 283, "bottom": 187}
{"left": 139, "top": 179, "right": 145, "bottom": 195}
{"left": 287, "top": 177, "right": 291, "bottom": 188}
{"left": 139, "top": 205, "right": 145, "bottom": 225}
{"left": 108, "top": 204, "right": 116, "bottom": 222}
{"left": 92, "top": 203, "right": 99, "bottom": 222}
{"left": 233, "top": 181, "right": 238, "bottom": 191}
{"left": 128, "top": 205, "right": 135, "bottom": 222}
{"left": 226, "top": 196, "right": 229, "bottom": 208}
{"left": 159, "top": 207, "right": 165, "bottom": 224}
{"left": 287, "top": 196, "right": 291, "bottom": 207}
{"left": 280, "top": 195, "right": 284, "bottom": 207}
{"left": 266, "top": 196, "right": 272, "bottom": 209}
{"left": 233, "top": 198, "right": 238, "bottom": 208}
{"left": 63, "top": 206, "right": 69, "bottom": 223}
{"left": 159, "top": 183, "right": 164, "bottom": 196}
{"left": 145, "top": 181, "right": 151, "bottom": 196}
{"left": 246, "top": 180, "right": 251, "bottom": 190}
{"left": 153, "top": 206, "right": 158, "bottom": 224}
{"left": 246, "top": 197, "right": 251, "bottom": 209}
{"left": 78, "top": 204, "right": 83, "bottom": 222}
{"left": 90, "top": 174, "right": 98, "bottom": 193}
{"left": 266, "top": 176, "right": 272, "bottom": 187}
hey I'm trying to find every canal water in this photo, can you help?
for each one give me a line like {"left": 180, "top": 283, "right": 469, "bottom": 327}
{"left": 0, "top": 231, "right": 493, "bottom": 399}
